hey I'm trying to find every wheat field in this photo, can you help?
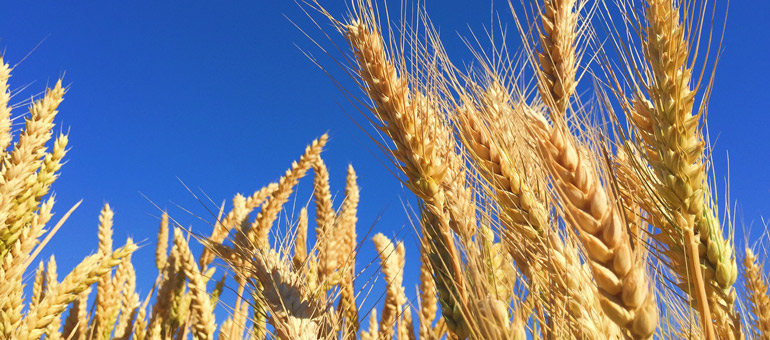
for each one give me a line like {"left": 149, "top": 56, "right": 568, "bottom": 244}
{"left": 0, "top": 0, "right": 767, "bottom": 339}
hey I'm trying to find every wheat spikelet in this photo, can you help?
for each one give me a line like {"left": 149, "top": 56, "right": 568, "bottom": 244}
{"left": 0, "top": 196, "right": 54, "bottom": 337}
{"left": 131, "top": 303, "right": 148, "bottom": 340}
{"left": 537, "top": 0, "right": 580, "bottom": 115}
{"left": 31, "top": 260, "right": 46, "bottom": 312}
{"left": 43, "top": 256, "right": 62, "bottom": 339}
{"left": 345, "top": 6, "right": 473, "bottom": 336}
{"left": 148, "top": 237, "right": 183, "bottom": 339}
{"left": 337, "top": 166, "right": 360, "bottom": 339}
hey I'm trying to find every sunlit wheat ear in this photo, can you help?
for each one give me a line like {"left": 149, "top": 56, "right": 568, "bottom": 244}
{"left": 247, "top": 133, "right": 327, "bottom": 250}
{"left": 293, "top": 207, "right": 309, "bottom": 271}
{"left": 537, "top": 0, "right": 581, "bottom": 115}
{"left": 62, "top": 287, "right": 90, "bottom": 340}
{"left": 344, "top": 5, "right": 474, "bottom": 237}
{"left": 156, "top": 212, "right": 169, "bottom": 271}
{"left": 199, "top": 182, "right": 278, "bottom": 268}
{"left": 113, "top": 254, "right": 139, "bottom": 340}
{"left": 343, "top": 4, "right": 474, "bottom": 337}
{"left": 92, "top": 204, "right": 115, "bottom": 339}
{"left": 173, "top": 229, "right": 216, "bottom": 340}
{"left": 418, "top": 232, "right": 437, "bottom": 340}
{"left": 619, "top": 0, "right": 739, "bottom": 337}
{"left": 312, "top": 157, "right": 337, "bottom": 283}
{"left": 535, "top": 120, "right": 658, "bottom": 339}
{"left": 0, "top": 58, "right": 12, "bottom": 154}
{"left": 19, "top": 240, "right": 137, "bottom": 340}
{"left": 336, "top": 164, "right": 359, "bottom": 270}
{"left": 372, "top": 233, "right": 407, "bottom": 340}
{"left": 247, "top": 249, "right": 334, "bottom": 340}
{"left": 147, "top": 236, "right": 183, "bottom": 339}
{"left": 337, "top": 165, "right": 359, "bottom": 339}
{"left": 0, "top": 80, "right": 64, "bottom": 257}
{"left": 744, "top": 247, "right": 770, "bottom": 338}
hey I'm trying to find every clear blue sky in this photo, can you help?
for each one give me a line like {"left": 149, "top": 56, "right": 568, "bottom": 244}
{"left": 1, "top": 0, "right": 768, "bottom": 320}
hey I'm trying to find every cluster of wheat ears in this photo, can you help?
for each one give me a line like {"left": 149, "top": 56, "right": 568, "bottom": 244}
{"left": 0, "top": 0, "right": 766, "bottom": 339}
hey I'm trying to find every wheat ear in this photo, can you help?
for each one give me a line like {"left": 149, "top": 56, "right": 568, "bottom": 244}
{"left": 372, "top": 233, "right": 407, "bottom": 340}
{"left": 744, "top": 248, "right": 770, "bottom": 339}
{"left": 537, "top": 122, "right": 658, "bottom": 339}
{"left": 537, "top": 0, "right": 580, "bottom": 115}
{"left": 91, "top": 204, "right": 115, "bottom": 339}
{"left": 418, "top": 232, "right": 438, "bottom": 340}
{"left": 20, "top": 240, "right": 137, "bottom": 340}
{"left": 337, "top": 165, "right": 359, "bottom": 339}
{"left": 247, "top": 134, "right": 327, "bottom": 249}
{"left": 313, "top": 157, "right": 337, "bottom": 282}
{"left": 345, "top": 6, "right": 472, "bottom": 337}
{"left": 0, "top": 57, "right": 12, "bottom": 154}
{"left": 173, "top": 229, "right": 216, "bottom": 340}
{"left": 200, "top": 183, "right": 278, "bottom": 268}
{"left": 0, "top": 80, "right": 64, "bottom": 256}
{"left": 248, "top": 250, "right": 332, "bottom": 340}
{"left": 631, "top": 1, "right": 738, "bottom": 337}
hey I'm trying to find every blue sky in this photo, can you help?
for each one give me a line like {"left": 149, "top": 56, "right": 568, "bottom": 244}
{"left": 1, "top": 0, "right": 768, "bottom": 323}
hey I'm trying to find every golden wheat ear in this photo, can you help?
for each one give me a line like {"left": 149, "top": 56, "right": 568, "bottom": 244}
{"left": 744, "top": 247, "right": 770, "bottom": 338}
{"left": 598, "top": 0, "right": 741, "bottom": 337}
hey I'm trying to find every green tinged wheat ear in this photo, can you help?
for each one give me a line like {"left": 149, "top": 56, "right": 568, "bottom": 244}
{"left": 627, "top": 0, "right": 739, "bottom": 337}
